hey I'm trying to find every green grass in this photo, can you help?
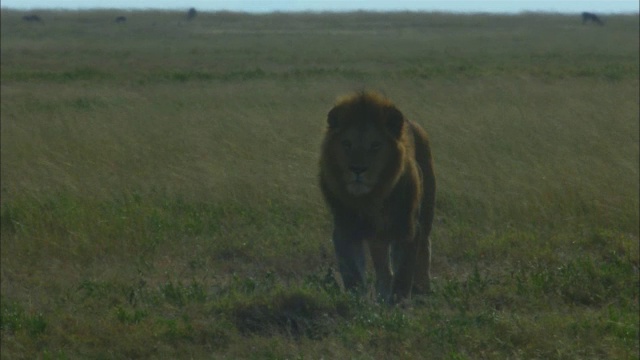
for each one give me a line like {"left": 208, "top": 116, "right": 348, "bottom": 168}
{"left": 1, "top": 9, "right": 638, "bottom": 359}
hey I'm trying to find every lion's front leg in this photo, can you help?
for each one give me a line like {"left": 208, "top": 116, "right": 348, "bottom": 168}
{"left": 332, "top": 226, "right": 367, "bottom": 293}
{"left": 369, "top": 240, "right": 393, "bottom": 303}
{"left": 390, "top": 239, "right": 419, "bottom": 302}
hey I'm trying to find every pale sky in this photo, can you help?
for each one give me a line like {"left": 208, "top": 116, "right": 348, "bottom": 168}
{"left": 2, "top": 0, "right": 639, "bottom": 13}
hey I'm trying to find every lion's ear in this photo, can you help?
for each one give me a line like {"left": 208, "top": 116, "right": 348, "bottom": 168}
{"left": 385, "top": 106, "right": 405, "bottom": 138}
{"left": 327, "top": 106, "right": 342, "bottom": 129}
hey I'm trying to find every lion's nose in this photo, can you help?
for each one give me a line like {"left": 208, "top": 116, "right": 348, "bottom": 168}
{"left": 349, "top": 165, "right": 368, "bottom": 175}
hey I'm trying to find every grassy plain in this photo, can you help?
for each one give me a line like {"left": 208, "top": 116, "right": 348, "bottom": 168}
{"left": 1, "top": 9, "right": 639, "bottom": 359}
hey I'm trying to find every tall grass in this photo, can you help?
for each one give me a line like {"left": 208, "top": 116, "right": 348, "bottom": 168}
{"left": 1, "top": 9, "right": 638, "bottom": 358}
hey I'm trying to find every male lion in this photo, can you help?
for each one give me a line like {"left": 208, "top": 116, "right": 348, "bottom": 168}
{"left": 319, "top": 91, "right": 436, "bottom": 304}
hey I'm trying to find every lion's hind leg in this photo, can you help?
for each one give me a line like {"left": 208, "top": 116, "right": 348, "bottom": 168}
{"left": 411, "top": 235, "right": 431, "bottom": 295}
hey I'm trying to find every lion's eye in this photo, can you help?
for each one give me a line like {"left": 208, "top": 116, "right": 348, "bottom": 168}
{"left": 341, "top": 140, "right": 352, "bottom": 150}
{"left": 370, "top": 141, "right": 382, "bottom": 152}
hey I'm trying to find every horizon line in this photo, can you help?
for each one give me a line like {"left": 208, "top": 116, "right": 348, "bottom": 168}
{"left": 2, "top": 7, "right": 639, "bottom": 15}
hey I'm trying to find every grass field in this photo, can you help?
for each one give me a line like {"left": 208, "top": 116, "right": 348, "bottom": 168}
{"left": 1, "top": 9, "right": 638, "bottom": 359}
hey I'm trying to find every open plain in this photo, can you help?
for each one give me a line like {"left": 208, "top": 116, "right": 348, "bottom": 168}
{"left": 1, "top": 10, "right": 638, "bottom": 358}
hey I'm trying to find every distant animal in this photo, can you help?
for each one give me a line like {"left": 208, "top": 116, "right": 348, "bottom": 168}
{"left": 114, "top": 16, "right": 127, "bottom": 23}
{"left": 582, "top": 12, "right": 604, "bottom": 25}
{"left": 22, "top": 15, "right": 43, "bottom": 23}
{"left": 187, "top": 7, "right": 197, "bottom": 21}
{"left": 319, "top": 91, "right": 436, "bottom": 304}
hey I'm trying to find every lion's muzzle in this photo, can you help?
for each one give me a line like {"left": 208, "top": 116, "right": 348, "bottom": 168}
{"left": 346, "top": 166, "right": 372, "bottom": 195}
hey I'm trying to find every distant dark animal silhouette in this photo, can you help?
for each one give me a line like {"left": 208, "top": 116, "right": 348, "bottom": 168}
{"left": 187, "top": 7, "right": 197, "bottom": 21}
{"left": 22, "top": 14, "right": 43, "bottom": 23}
{"left": 582, "top": 12, "right": 604, "bottom": 25}
{"left": 115, "top": 16, "right": 127, "bottom": 23}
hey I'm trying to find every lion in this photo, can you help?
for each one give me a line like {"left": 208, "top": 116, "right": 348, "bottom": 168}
{"left": 319, "top": 91, "right": 436, "bottom": 304}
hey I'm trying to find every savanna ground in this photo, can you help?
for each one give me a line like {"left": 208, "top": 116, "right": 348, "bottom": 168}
{"left": 0, "top": 9, "right": 638, "bottom": 359}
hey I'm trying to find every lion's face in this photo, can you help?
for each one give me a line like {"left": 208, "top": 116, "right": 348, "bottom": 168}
{"left": 322, "top": 93, "right": 405, "bottom": 198}
{"left": 333, "top": 123, "right": 392, "bottom": 196}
